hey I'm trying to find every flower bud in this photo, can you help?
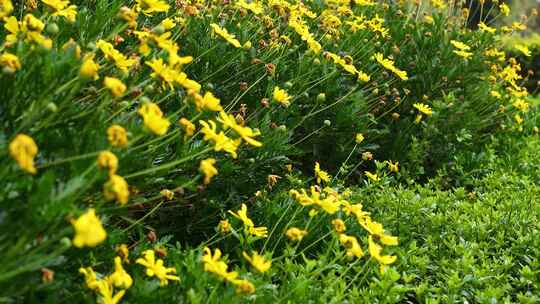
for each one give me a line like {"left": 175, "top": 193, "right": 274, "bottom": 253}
{"left": 284, "top": 81, "right": 293, "bottom": 89}
{"left": 46, "top": 23, "right": 59, "bottom": 35}
{"left": 60, "top": 237, "right": 72, "bottom": 248}
{"left": 317, "top": 93, "right": 326, "bottom": 103}
{"left": 47, "top": 102, "right": 58, "bottom": 112}
{"left": 152, "top": 25, "right": 165, "bottom": 35}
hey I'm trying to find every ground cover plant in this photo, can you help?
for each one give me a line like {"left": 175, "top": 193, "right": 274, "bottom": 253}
{"left": 0, "top": 0, "right": 538, "bottom": 302}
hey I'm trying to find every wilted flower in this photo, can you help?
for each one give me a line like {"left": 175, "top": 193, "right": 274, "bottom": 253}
{"left": 107, "top": 125, "right": 128, "bottom": 147}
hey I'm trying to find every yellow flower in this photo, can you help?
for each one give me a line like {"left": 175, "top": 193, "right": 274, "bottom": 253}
{"left": 199, "top": 120, "right": 241, "bottom": 158}
{"left": 323, "top": 51, "right": 369, "bottom": 81}
{"left": 289, "top": 186, "right": 341, "bottom": 214}
{"left": 450, "top": 40, "right": 473, "bottom": 59}
{"left": 512, "top": 22, "right": 526, "bottom": 31}
{"left": 453, "top": 50, "right": 473, "bottom": 59}
{"left": 490, "top": 91, "right": 502, "bottom": 99}
{"left": 9, "top": 134, "right": 38, "bottom": 174}
{"left": 232, "top": 279, "right": 256, "bottom": 294}
{"left": 450, "top": 40, "right": 471, "bottom": 51}
{"left": 515, "top": 44, "right": 532, "bottom": 57}
{"left": 80, "top": 55, "right": 99, "bottom": 80}
{"left": 160, "top": 17, "right": 176, "bottom": 30}
{"left": 22, "top": 13, "right": 45, "bottom": 31}
{"left": 210, "top": 23, "right": 241, "bottom": 48}
{"left": 107, "top": 256, "right": 133, "bottom": 289}
{"left": 107, "top": 125, "right": 128, "bottom": 147}
{"left": 97, "top": 151, "right": 118, "bottom": 175}
{"left": 146, "top": 58, "right": 179, "bottom": 89}
{"left": 360, "top": 217, "right": 398, "bottom": 246}
{"left": 387, "top": 161, "right": 399, "bottom": 173}
{"left": 218, "top": 219, "right": 231, "bottom": 233}
{"left": 176, "top": 72, "right": 201, "bottom": 93}
{"left": 200, "top": 158, "right": 218, "bottom": 184}
{"left": 179, "top": 118, "right": 196, "bottom": 138}
{"left": 95, "top": 280, "right": 126, "bottom": 304}
{"left": 71, "top": 208, "right": 107, "bottom": 248}
{"left": 104, "top": 77, "right": 126, "bottom": 98}
{"left": 3, "top": 15, "right": 52, "bottom": 49}
{"left": 413, "top": 103, "right": 433, "bottom": 122}
{"left": 235, "top": 0, "right": 263, "bottom": 15}
{"left": 192, "top": 91, "right": 223, "bottom": 112}
{"left": 138, "top": 102, "right": 171, "bottom": 136}
{"left": 0, "top": 52, "right": 21, "bottom": 71}
{"left": 42, "top": 0, "right": 77, "bottom": 22}
{"left": 331, "top": 219, "right": 346, "bottom": 233}
{"left": 0, "top": 0, "right": 13, "bottom": 19}
{"left": 201, "top": 247, "right": 239, "bottom": 282}
{"left": 339, "top": 234, "right": 364, "bottom": 258}
{"left": 228, "top": 203, "right": 255, "bottom": 227}
{"left": 248, "top": 226, "right": 268, "bottom": 238}
{"left": 217, "top": 111, "right": 262, "bottom": 147}
{"left": 116, "top": 244, "right": 129, "bottom": 262}
{"left": 97, "top": 40, "right": 137, "bottom": 73}
{"left": 355, "top": 133, "right": 364, "bottom": 144}
{"left": 160, "top": 189, "right": 174, "bottom": 200}
{"left": 430, "top": 0, "right": 446, "bottom": 9}
{"left": 4, "top": 16, "right": 19, "bottom": 44}
{"left": 79, "top": 267, "right": 100, "bottom": 290}
{"left": 136, "top": 250, "right": 180, "bottom": 286}
{"left": 62, "top": 39, "right": 81, "bottom": 59}
{"left": 512, "top": 99, "right": 529, "bottom": 112}
{"left": 478, "top": 22, "right": 496, "bottom": 33}
{"left": 135, "top": 0, "right": 169, "bottom": 15}
{"left": 373, "top": 52, "right": 408, "bottom": 80}
{"left": 308, "top": 209, "right": 319, "bottom": 217}
{"left": 228, "top": 203, "right": 268, "bottom": 237}
{"left": 514, "top": 114, "right": 524, "bottom": 125}
{"left": 119, "top": 6, "right": 138, "bottom": 28}
{"left": 364, "top": 171, "right": 379, "bottom": 182}
{"left": 103, "top": 174, "right": 129, "bottom": 205}
{"left": 242, "top": 251, "right": 271, "bottom": 273}
{"left": 499, "top": 3, "right": 510, "bottom": 16}
{"left": 314, "top": 162, "right": 331, "bottom": 184}
{"left": 368, "top": 235, "right": 397, "bottom": 270}
{"left": 273, "top": 86, "right": 292, "bottom": 107}
{"left": 285, "top": 227, "right": 307, "bottom": 242}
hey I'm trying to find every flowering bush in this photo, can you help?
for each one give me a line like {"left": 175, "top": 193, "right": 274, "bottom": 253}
{"left": 0, "top": 0, "right": 537, "bottom": 302}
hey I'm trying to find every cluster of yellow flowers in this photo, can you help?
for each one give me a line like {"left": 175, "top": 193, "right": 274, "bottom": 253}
{"left": 201, "top": 247, "right": 258, "bottom": 294}
{"left": 324, "top": 51, "right": 371, "bottom": 82}
{"left": 451, "top": 40, "right": 473, "bottom": 60}
{"left": 4, "top": 13, "right": 53, "bottom": 49}
{"left": 289, "top": 165, "right": 399, "bottom": 273}
{"left": 80, "top": 247, "right": 179, "bottom": 303}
